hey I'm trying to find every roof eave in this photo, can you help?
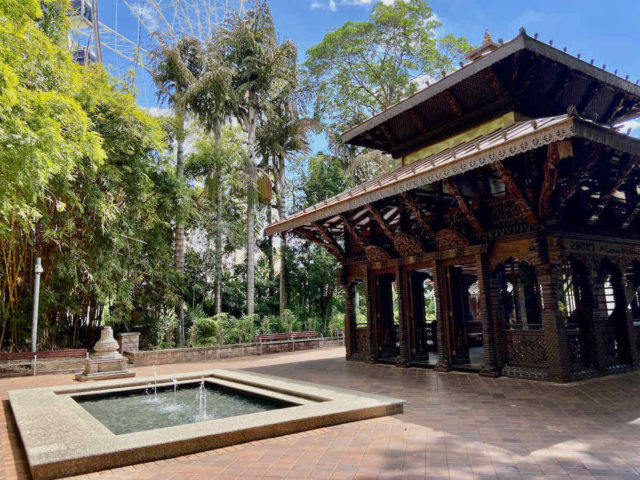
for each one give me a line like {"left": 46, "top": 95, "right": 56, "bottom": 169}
{"left": 341, "top": 33, "right": 640, "bottom": 145}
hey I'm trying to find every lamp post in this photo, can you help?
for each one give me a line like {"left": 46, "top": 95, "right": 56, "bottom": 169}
{"left": 31, "top": 257, "right": 43, "bottom": 353}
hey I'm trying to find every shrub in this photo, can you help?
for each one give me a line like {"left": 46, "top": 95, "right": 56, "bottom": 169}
{"left": 328, "top": 313, "right": 344, "bottom": 337}
{"left": 235, "top": 315, "right": 258, "bottom": 343}
{"left": 213, "top": 312, "right": 234, "bottom": 345}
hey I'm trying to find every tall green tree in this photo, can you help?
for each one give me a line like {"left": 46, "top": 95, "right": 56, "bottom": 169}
{"left": 304, "top": 0, "right": 469, "bottom": 180}
{"left": 151, "top": 36, "right": 207, "bottom": 346}
{"left": 216, "top": 1, "right": 297, "bottom": 315}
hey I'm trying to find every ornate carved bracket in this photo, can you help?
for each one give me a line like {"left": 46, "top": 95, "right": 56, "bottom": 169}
{"left": 339, "top": 214, "right": 369, "bottom": 247}
{"left": 443, "top": 178, "right": 483, "bottom": 233}
{"left": 399, "top": 192, "right": 434, "bottom": 238}
{"left": 491, "top": 161, "right": 537, "bottom": 224}
{"left": 365, "top": 204, "right": 396, "bottom": 241}
{"left": 538, "top": 142, "right": 562, "bottom": 220}
{"left": 295, "top": 226, "right": 343, "bottom": 261}
{"left": 311, "top": 222, "right": 345, "bottom": 259}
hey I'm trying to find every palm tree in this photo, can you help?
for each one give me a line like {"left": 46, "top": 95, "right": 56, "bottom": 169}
{"left": 151, "top": 35, "right": 206, "bottom": 346}
{"left": 182, "top": 40, "right": 233, "bottom": 315}
{"left": 216, "top": 1, "right": 297, "bottom": 315}
{"left": 257, "top": 101, "right": 315, "bottom": 316}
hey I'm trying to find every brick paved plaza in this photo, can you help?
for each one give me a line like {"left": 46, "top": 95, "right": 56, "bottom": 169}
{"left": 2, "top": 347, "right": 640, "bottom": 480}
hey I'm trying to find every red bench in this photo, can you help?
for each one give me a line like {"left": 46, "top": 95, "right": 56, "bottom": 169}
{"left": 255, "top": 331, "right": 322, "bottom": 354}
{"left": 0, "top": 349, "right": 87, "bottom": 375}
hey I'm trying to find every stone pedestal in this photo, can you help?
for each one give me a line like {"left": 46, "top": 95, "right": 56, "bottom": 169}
{"left": 75, "top": 327, "right": 135, "bottom": 381}
{"left": 117, "top": 332, "right": 140, "bottom": 354}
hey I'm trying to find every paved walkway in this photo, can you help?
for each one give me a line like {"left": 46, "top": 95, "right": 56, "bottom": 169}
{"left": 2, "top": 347, "right": 640, "bottom": 480}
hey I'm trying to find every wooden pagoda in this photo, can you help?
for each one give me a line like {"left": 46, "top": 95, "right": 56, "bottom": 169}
{"left": 266, "top": 30, "right": 640, "bottom": 382}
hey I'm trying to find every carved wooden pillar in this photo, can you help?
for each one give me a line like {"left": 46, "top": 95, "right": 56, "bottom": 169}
{"left": 365, "top": 267, "right": 377, "bottom": 362}
{"left": 343, "top": 280, "right": 356, "bottom": 360}
{"left": 395, "top": 265, "right": 410, "bottom": 365}
{"left": 536, "top": 264, "right": 571, "bottom": 382}
{"left": 476, "top": 253, "right": 499, "bottom": 376}
{"left": 487, "top": 271, "right": 506, "bottom": 371}
{"left": 590, "top": 271, "right": 610, "bottom": 372}
{"left": 623, "top": 269, "right": 640, "bottom": 369}
{"left": 433, "top": 260, "right": 451, "bottom": 371}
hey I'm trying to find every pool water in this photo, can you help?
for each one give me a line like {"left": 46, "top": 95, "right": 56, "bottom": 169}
{"left": 75, "top": 381, "right": 291, "bottom": 435}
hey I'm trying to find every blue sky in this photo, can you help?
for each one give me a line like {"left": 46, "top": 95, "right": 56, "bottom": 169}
{"left": 98, "top": 0, "right": 640, "bottom": 142}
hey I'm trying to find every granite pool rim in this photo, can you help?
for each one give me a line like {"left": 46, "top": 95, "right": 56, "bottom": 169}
{"left": 9, "top": 369, "right": 404, "bottom": 480}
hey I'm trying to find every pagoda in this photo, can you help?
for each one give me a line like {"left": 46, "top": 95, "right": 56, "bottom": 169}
{"left": 266, "top": 30, "right": 640, "bottom": 382}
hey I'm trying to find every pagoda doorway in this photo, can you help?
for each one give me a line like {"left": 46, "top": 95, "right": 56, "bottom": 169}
{"left": 407, "top": 268, "right": 438, "bottom": 366}
{"left": 442, "top": 262, "right": 484, "bottom": 369}
{"left": 373, "top": 272, "right": 400, "bottom": 362}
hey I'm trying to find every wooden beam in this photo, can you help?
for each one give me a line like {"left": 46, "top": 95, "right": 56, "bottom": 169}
{"left": 365, "top": 204, "right": 396, "bottom": 241}
{"left": 603, "top": 93, "right": 627, "bottom": 124}
{"left": 443, "top": 90, "right": 463, "bottom": 118}
{"left": 588, "top": 156, "right": 640, "bottom": 225}
{"left": 408, "top": 108, "right": 428, "bottom": 134}
{"left": 484, "top": 68, "right": 505, "bottom": 99}
{"left": 399, "top": 192, "right": 435, "bottom": 238}
{"left": 622, "top": 203, "right": 640, "bottom": 230}
{"left": 338, "top": 214, "right": 369, "bottom": 247}
{"left": 577, "top": 82, "right": 600, "bottom": 116}
{"left": 295, "top": 227, "right": 343, "bottom": 261}
{"left": 538, "top": 142, "right": 562, "bottom": 220}
{"left": 552, "top": 68, "right": 573, "bottom": 104}
{"left": 491, "top": 161, "right": 538, "bottom": 224}
{"left": 379, "top": 124, "right": 398, "bottom": 144}
{"left": 311, "top": 221, "right": 345, "bottom": 259}
{"left": 443, "top": 179, "right": 483, "bottom": 233}
{"left": 554, "top": 146, "right": 604, "bottom": 217}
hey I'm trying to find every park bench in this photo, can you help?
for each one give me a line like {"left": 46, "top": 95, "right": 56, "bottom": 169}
{"left": 0, "top": 349, "right": 87, "bottom": 376}
{"left": 255, "top": 331, "right": 322, "bottom": 354}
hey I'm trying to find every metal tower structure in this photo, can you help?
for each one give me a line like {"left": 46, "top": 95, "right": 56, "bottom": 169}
{"left": 68, "top": 0, "right": 247, "bottom": 71}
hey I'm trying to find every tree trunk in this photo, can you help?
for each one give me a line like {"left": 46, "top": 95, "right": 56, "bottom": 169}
{"left": 275, "top": 154, "right": 287, "bottom": 317}
{"left": 266, "top": 205, "right": 274, "bottom": 297}
{"left": 245, "top": 109, "right": 257, "bottom": 316}
{"left": 213, "top": 132, "right": 223, "bottom": 316}
{"left": 174, "top": 114, "right": 186, "bottom": 347}
{"left": 213, "top": 173, "right": 223, "bottom": 315}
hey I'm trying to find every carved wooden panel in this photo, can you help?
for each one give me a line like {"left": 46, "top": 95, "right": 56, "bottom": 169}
{"left": 365, "top": 245, "right": 392, "bottom": 262}
{"left": 393, "top": 232, "right": 423, "bottom": 256}
{"left": 504, "top": 331, "right": 548, "bottom": 367}
{"left": 355, "top": 328, "right": 369, "bottom": 355}
{"left": 435, "top": 229, "right": 470, "bottom": 251}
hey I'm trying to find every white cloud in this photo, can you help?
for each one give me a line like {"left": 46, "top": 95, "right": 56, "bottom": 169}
{"left": 309, "top": 0, "right": 395, "bottom": 12}
{"left": 616, "top": 118, "right": 640, "bottom": 138}
{"left": 311, "top": 0, "right": 337, "bottom": 11}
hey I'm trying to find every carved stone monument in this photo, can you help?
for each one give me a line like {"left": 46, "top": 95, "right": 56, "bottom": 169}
{"left": 75, "top": 326, "right": 135, "bottom": 381}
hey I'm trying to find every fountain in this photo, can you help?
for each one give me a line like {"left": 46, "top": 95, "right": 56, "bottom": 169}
{"left": 75, "top": 326, "right": 135, "bottom": 381}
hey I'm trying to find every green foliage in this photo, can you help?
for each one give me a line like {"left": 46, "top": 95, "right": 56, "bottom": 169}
{"left": 188, "top": 306, "right": 218, "bottom": 346}
{"left": 304, "top": 0, "right": 470, "bottom": 136}
{"left": 0, "top": 4, "right": 180, "bottom": 350}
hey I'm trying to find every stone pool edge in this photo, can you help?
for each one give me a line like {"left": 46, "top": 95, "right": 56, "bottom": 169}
{"left": 9, "top": 369, "right": 404, "bottom": 480}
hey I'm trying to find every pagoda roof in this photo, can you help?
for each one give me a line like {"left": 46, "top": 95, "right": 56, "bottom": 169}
{"left": 341, "top": 31, "right": 640, "bottom": 158}
{"left": 266, "top": 115, "right": 640, "bottom": 235}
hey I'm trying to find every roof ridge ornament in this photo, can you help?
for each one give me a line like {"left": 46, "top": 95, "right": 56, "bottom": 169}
{"left": 466, "top": 29, "right": 500, "bottom": 62}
